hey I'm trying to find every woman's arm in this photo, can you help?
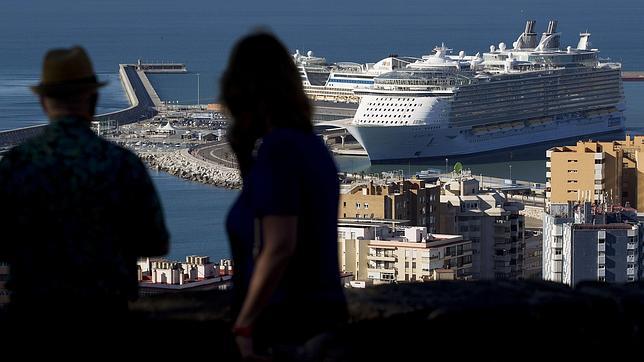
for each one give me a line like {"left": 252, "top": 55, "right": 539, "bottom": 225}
{"left": 234, "top": 215, "right": 298, "bottom": 329}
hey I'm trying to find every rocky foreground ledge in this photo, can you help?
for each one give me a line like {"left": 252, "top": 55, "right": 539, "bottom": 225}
{"left": 139, "top": 148, "right": 242, "bottom": 189}
{"left": 2, "top": 280, "right": 643, "bottom": 356}
{"left": 125, "top": 280, "right": 644, "bottom": 357}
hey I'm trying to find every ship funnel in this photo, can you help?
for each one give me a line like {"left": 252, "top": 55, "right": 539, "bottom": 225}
{"left": 537, "top": 19, "right": 561, "bottom": 50}
{"left": 547, "top": 20, "right": 558, "bottom": 34}
{"left": 514, "top": 20, "right": 538, "bottom": 49}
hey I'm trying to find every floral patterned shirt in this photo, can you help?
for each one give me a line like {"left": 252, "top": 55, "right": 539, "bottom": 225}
{"left": 0, "top": 116, "right": 168, "bottom": 306}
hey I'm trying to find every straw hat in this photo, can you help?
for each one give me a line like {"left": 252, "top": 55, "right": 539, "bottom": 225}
{"left": 31, "top": 46, "right": 107, "bottom": 96}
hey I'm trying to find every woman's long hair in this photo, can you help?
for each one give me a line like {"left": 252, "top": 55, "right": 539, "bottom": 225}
{"left": 221, "top": 31, "right": 312, "bottom": 176}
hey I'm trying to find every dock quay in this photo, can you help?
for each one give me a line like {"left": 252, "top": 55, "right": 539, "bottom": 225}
{"left": 313, "top": 101, "right": 358, "bottom": 122}
{"left": 0, "top": 61, "right": 186, "bottom": 150}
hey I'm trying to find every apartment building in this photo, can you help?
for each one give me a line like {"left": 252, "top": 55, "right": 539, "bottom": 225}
{"left": 337, "top": 222, "right": 473, "bottom": 284}
{"left": 440, "top": 176, "right": 525, "bottom": 279}
{"left": 543, "top": 202, "right": 642, "bottom": 285}
{"left": 339, "top": 179, "right": 441, "bottom": 232}
{"left": 546, "top": 135, "right": 644, "bottom": 209}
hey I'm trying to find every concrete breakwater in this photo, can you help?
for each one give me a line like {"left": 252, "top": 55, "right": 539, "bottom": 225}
{"left": 140, "top": 148, "right": 241, "bottom": 189}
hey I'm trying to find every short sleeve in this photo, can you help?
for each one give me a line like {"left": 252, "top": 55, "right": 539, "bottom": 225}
{"left": 252, "top": 135, "right": 300, "bottom": 217}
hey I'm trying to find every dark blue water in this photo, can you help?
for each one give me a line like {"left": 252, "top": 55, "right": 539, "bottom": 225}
{"left": 148, "top": 171, "right": 237, "bottom": 260}
{"left": 2, "top": 0, "right": 644, "bottom": 259}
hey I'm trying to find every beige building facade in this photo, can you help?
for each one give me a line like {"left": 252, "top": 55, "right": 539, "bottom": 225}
{"left": 546, "top": 135, "right": 644, "bottom": 210}
{"left": 339, "top": 179, "right": 441, "bottom": 233}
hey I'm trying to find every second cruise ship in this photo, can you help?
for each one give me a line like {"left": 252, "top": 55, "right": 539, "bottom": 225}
{"left": 336, "top": 20, "right": 625, "bottom": 161}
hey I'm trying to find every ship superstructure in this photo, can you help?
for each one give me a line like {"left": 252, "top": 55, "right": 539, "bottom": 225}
{"left": 294, "top": 50, "right": 418, "bottom": 103}
{"left": 342, "top": 20, "right": 624, "bottom": 161}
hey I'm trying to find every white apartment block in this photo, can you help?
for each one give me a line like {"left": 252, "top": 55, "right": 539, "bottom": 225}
{"left": 338, "top": 222, "right": 472, "bottom": 284}
{"left": 543, "top": 202, "right": 642, "bottom": 285}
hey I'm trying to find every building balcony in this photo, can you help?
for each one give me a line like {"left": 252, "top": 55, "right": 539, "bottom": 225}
{"left": 598, "top": 243, "right": 606, "bottom": 252}
{"left": 628, "top": 243, "right": 637, "bottom": 250}
{"left": 598, "top": 255, "right": 606, "bottom": 264}
{"left": 367, "top": 255, "right": 397, "bottom": 262}
{"left": 368, "top": 265, "right": 396, "bottom": 272}
{"left": 627, "top": 255, "right": 636, "bottom": 263}
{"left": 598, "top": 269, "right": 606, "bottom": 277}
{"left": 627, "top": 268, "right": 636, "bottom": 275}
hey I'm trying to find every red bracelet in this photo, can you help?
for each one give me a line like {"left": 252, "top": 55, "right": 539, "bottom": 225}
{"left": 232, "top": 324, "right": 254, "bottom": 338}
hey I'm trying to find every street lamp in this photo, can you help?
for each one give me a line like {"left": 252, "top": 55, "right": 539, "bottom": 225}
{"left": 509, "top": 164, "right": 512, "bottom": 180}
{"left": 445, "top": 158, "right": 448, "bottom": 174}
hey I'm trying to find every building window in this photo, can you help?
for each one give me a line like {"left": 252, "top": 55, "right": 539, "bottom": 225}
{"left": 356, "top": 203, "right": 361, "bottom": 209}
{"left": 364, "top": 203, "right": 369, "bottom": 209}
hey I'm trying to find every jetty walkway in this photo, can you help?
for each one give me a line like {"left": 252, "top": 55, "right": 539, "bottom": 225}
{"left": 0, "top": 61, "right": 185, "bottom": 150}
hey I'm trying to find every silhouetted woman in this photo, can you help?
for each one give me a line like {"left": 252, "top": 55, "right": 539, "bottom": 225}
{"left": 222, "top": 32, "right": 347, "bottom": 360}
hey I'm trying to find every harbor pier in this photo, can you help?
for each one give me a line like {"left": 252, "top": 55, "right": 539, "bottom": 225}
{"left": 0, "top": 61, "right": 186, "bottom": 150}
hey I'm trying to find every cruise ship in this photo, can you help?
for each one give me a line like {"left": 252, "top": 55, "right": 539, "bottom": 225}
{"left": 335, "top": 20, "right": 625, "bottom": 161}
{"left": 294, "top": 50, "right": 418, "bottom": 103}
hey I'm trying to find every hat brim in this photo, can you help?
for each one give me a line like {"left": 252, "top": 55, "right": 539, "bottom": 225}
{"left": 31, "top": 80, "right": 108, "bottom": 96}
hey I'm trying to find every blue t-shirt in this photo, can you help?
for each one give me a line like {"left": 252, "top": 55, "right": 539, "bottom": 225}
{"left": 226, "top": 128, "right": 345, "bottom": 310}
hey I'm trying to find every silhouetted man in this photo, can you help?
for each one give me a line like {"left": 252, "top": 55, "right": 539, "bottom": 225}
{"left": 0, "top": 47, "right": 169, "bottom": 324}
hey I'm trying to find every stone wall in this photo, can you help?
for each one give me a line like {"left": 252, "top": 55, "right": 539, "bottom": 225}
{"left": 140, "top": 149, "right": 241, "bottom": 189}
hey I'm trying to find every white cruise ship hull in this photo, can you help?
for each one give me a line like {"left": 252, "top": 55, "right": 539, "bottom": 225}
{"left": 346, "top": 111, "right": 624, "bottom": 162}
